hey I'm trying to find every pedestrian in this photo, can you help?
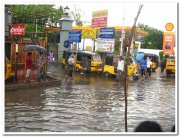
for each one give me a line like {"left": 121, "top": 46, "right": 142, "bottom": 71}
{"left": 146, "top": 57, "right": 152, "bottom": 77}
{"left": 117, "top": 56, "right": 124, "bottom": 81}
{"left": 64, "top": 52, "right": 76, "bottom": 80}
{"left": 37, "top": 52, "right": 46, "bottom": 82}
{"left": 49, "top": 50, "right": 53, "bottom": 63}
{"left": 140, "top": 57, "right": 147, "bottom": 80}
{"left": 69, "top": 51, "right": 76, "bottom": 59}
{"left": 160, "top": 58, "right": 167, "bottom": 73}
{"left": 24, "top": 52, "right": 33, "bottom": 83}
{"left": 134, "top": 121, "right": 162, "bottom": 132}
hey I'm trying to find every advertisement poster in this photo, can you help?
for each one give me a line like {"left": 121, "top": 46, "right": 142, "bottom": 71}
{"left": 162, "top": 32, "right": 175, "bottom": 55}
{"left": 95, "top": 38, "right": 115, "bottom": 52}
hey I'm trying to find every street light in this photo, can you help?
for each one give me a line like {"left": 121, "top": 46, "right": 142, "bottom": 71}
{"left": 64, "top": 6, "right": 70, "bottom": 17}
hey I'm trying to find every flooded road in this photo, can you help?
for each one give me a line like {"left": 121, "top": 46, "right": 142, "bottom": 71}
{"left": 5, "top": 67, "right": 175, "bottom": 132}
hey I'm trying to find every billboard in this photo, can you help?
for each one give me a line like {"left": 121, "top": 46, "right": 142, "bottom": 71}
{"left": 95, "top": 38, "right": 115, "bottom": 52}
{"left": 91, "top": 9, "right": 108, "bottom": 28}
{"left": 162, "top": 32, "right": 175, "bottom": 55}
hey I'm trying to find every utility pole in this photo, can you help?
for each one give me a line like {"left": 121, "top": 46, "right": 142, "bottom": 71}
{"left": 124, "top": 4, "right": 143, "bottom": 132}
{"left": 127, "top": 4, "right": 143, "bottom": 56}
{"left": 120, "top": 5, "right": 126, "bottom": 56}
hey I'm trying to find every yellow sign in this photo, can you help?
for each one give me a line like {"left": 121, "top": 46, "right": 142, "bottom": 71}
{"left": 82, "top": 28, "right": 97, "bottom": 39}
{"left": 165, "top": 23, "right": 174, "bottom": 31}
{"left": 92, "top": 9, "right": 108, "bottom": 18}
{"left": 86, "top": 46, "right": 92, "bottom": 51}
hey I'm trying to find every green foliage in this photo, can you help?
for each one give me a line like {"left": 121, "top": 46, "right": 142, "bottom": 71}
{"left": 137, "top": 23, "right": 163, "bottom": 50}
{"left": 159, "top": 51, "right": 164, "bottom": 61}
{"left": 70, "top": 7, "right": 83, "bottom": 26}
{"left": 10, "top": 5, "right": 64, "bottom": 38}
{"left": 164, "top": 54, "right": 170, "bottom": 58}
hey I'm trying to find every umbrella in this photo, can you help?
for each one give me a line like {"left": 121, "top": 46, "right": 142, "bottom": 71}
{"left": 23, "top": 45, "right": 46, "bottom": 54}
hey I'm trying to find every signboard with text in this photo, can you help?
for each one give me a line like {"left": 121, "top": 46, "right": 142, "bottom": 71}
{"left": 68, "top": 30, "right": 81, "bottom": 42}
{"left": 10, "top": 24, "right": 26, "bottom": 36}
{"left": 95, "top": 38, "right": 115, "bottom": 53}
{"left": 99, "top": 28, "right": 114, "bottom": 38}
{"left": 91, "top": 9, "right": 108, "bottom": 28}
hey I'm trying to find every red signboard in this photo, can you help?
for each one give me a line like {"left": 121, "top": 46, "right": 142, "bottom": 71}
{"left": 91, "top": 17, "right": 107, "bottom": 28}
{"left": 10, "top": 24, "right": 26, "bottom": 36}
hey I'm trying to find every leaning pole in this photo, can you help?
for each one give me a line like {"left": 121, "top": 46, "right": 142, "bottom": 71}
{"left": 124, "top": 4, "right": 143, "bottom": 132}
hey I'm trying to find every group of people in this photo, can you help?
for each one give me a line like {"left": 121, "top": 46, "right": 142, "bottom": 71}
{"left": 139, "top": 56, "right": 153, "bottom": 80}
{"left": 116, "top": 55, "right": 153, "bottom": 81}
{"left": 24, "top": 51, "right": 54, "bottom": 83}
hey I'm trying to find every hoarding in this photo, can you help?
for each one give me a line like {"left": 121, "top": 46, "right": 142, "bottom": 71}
{"left": 91, "top": 9, "right": 108, "bottom": 28}
{"left": 95, "top": 38, "right": 115, "bottom": 53}
{"left": 162, "top": 32, "right": 175, "bottom": 55}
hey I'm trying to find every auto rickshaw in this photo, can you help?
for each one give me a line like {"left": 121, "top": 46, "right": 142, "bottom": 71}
{"left": 165, "top": 56, "right": 175, "bottom": 76}
{"left": 5, "top": 57, "right": 14, "bottom": 82}
{"left": 74, "top": 51, "right": 102, "bottom": 73}
{"left": 144, "top": 53, "right": 159, "bottom": 72}
{"left": 103, "top": 54, "right": 135, "bottom": 77}
{"left": 61, "top": 50, "right": 72, "bottom": 68}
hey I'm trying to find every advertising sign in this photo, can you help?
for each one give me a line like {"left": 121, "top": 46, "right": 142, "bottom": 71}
{"left": 82, "top": 28, "right": 97, "bottom": 39}
{"left": 10, "top": 24, "right": 26, "bottom": 36}
{"left": 99, "top": 28, "right": 114, "bottom": 38}
{"left": 162, "top": 32, "right": 175, "bottom": 55}
{"left": 95, "top": 38, "right": 115, "bottom": 53}
{"left": 91, "top": 9, "right": 108, "bottom": 28}
{"left": 68, "top": 30, "right": 81, "bottom": 42}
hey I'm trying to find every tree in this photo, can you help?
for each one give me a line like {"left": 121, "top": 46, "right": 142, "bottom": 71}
{"left": 159, "top": 51, "right": 164, "bottom": 61}
{"left": 70, "top": 6, "right": 84, "bottom": 26}
{"left": 10, "top": 5, "right": 64, "bottom": 38}
{"left": 137, "top": 23, "right": 163, "bottom": 50}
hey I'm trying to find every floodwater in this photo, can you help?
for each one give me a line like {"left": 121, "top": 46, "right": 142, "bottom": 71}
{"left": 5, "top": 67, "right": 175, "bottom": 133}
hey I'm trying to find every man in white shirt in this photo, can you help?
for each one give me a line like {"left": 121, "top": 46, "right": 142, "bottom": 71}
{"left": 117, "top": 56, "right": 124, "bottom": 81}
{"left": 146, "top": 57, "right": 152, "bottom": 77}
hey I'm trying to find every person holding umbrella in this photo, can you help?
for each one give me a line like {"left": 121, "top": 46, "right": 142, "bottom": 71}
{"left": 37, "top": 52, "right": 46, "bottom": 82}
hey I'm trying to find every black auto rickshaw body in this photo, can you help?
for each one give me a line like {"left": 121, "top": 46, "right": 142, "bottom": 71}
{"left": 144, "top": 53, "right": 159, "bottom": 72}
{"left": 74, "top": 51, "right": 102, "bottom": 72}
{"left": 103, "top": 54, "right": 135, "bottom": 77}
{"left": 5, "top": 57, "right": 14, "bottom": 82}
{"left": 61, "top": 50, "right": 73, "bottom": 68}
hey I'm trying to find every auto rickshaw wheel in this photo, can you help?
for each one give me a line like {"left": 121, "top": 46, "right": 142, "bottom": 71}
{"left": 133, "top": 75, "right": 139, "bottom": 81}
{"left": 75, "top": 67, "right": 80, "bottom": 72}
{"left": 152, "top": 68, "right": 155, "bottom": 72}
{"left": 104, "top": 72, "right": 109, "bottom": 78}
{"left": 166, "top": 70, "right": 170, "bottom": 76}
{"left": 5, "top": 76, "right": 15, "bottom": 83}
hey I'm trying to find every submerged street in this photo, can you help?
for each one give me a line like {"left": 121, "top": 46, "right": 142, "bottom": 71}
{"left": 5, "top": 63, "right": 175, "bottom": 132}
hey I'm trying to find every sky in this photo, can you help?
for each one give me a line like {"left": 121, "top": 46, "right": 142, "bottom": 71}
{"left": 3, "top": 0, "right": 178, "bottom": 31}
{"left": 55, "top": 1, "right": 178, "bottom": 31}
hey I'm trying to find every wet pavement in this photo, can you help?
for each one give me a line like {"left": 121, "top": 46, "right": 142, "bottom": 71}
{"left": 5, "top": 62, "right": 175, "bottom": 132}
